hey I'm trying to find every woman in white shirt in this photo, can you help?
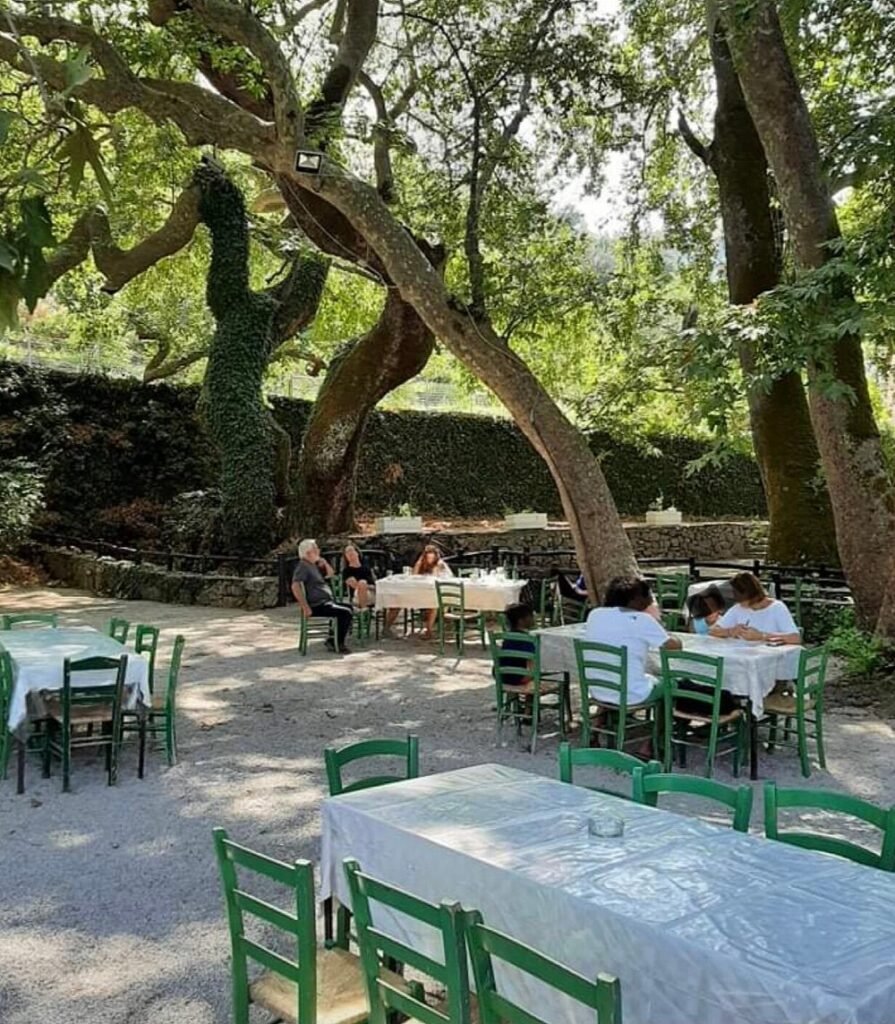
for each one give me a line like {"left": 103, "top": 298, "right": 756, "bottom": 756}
{"left": 710, "top": 572, "right": 800, "bottom": 645}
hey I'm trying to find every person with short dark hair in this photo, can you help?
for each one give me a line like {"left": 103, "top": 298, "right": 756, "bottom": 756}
{"left": 501, "top": 602, "right": 536, "bottom": 668}
{"left": 584, "top": 576, "right": 682, "bottom": 706}
{"left": 291, "top": 539, "right": 353, "bottom": 653}
{"left": 689, "top": 586, "right": 725, "bottom": 635}
{"left": 711, "top": 572, "right": 800, "bottom": 645}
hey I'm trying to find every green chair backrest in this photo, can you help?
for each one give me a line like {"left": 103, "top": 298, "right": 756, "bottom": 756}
{"left": 62, "top": 654, "right": 127, "bottom": 718}
{"left": 558, "top": 742, "right": 661, "bottom": 798}
{"left": 436, "top": 580, "right": 466, "bottom": 614}
{"left": 324, "top": 736, "right": 420, "bottom": 796}
{"left": 134, "top": 624, "right": 160, "bottom": 693}
{"left": 467, "top": 915, "right": 622, "bottom": 1024}
{"left": 0, "top": 648, "right": 12, "bottom": 719}
{"left": 633, "top": 767, "right": 753, "bottom": 832}
{"left": 330, "top": 573, "right": 345, "bottom": 601}
{"left": 798, "top": 645, "right": 828, "bottom": 704}
{"left": 212, "top": 828, "right": 317, "bottom": 1022}
{"left": 344, "top": 858, "right": 474, "bottom": 1024}
{"left": 2, "top": 612, "right": 58, "bottom": 630}
{"left": 660, "top": 649, "right": 725, "bottom": 717}
{"left": 655, "top": 573, "right": 688, "bottom": 609}
{"left": 489, "top": 632, "right": 541, "bottom": 689}
{"left": 107, "top": 617, "right": 130, "bottom": 643}
{"left": 764, "top": 782, "right": 895, "bottom": 871}
{"left": 574, "top": 640, "right": 628, "bottom": 706}
{"left": 163, "top": 635, "right": 186, "bottom": 710}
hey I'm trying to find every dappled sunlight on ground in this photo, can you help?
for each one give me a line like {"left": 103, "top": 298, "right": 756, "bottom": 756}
{"left": 1, "top": 584, "right": 894, "bottom": 1023}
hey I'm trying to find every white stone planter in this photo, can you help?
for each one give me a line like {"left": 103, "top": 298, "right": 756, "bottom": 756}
{"left": 503, "top": 512, "right": 548, "bottom": 531}
{"left": 375, "top": 515, "right": 423, "bottom": 534}
{"left": 645, "top": 509, "right": 683, "bottom": 526}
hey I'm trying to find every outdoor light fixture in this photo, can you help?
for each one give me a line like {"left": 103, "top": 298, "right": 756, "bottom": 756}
{"left": 294, "top": 150, "right": 323, "bottom": 173}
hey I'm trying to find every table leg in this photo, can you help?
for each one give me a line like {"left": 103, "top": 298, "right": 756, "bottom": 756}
{"left": 748, "top": 700, "right": 758, "bottom": 781}
{"left": 16, "top": 737, "right": 25, "bottom": 794}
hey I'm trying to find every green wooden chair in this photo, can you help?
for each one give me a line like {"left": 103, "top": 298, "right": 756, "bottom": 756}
{"left": 2, "top": 612, "right": 58, "bottom": 629}
{"left": 489, "top": 632, "right": 568, "bottom": 754}
{"left": 344, "top": 858, "right": 475, "bottom": 1024}
{"left": 42, "top": 654, "right": 127, "bottom": 792}
{"left": 655, "top": 572, "right": 689, "bottom": 610}
{"left": 558, "top": 742, "right": 661, "bottom": 799}
{"left": 467, "top": 914, "right": 623, "bottom": 1024}
{"left": 107, "top": 617, "right": 130, "bottom": 643}
{"left": 134, "top": 623, "right": 161, "bottom": 694}
{"left": 632, "top": 767, "right": 753, "bottom": 832}
{"left": 324, "top": 735, "right": 420, "bottom": 797}
{"left": 574, "top": 640, "right": 661, "bottom": 756}
{"left": 661, "top": 649, "right": 746, "bottom": 779}
{"left": 134, "top": 634, "right": 186, "bottom": 775}
{"left": 213, "top": 829, "right": 404, "bottom": 1024}
{"left": 763, "top": 782, "right": 895, "bottom": 871}
{"left": 533, "top": 577, "right": 560, "bottom": 628}
{"left": 759, "top": 646, "right": 829, "bottom": 777}
{"left": 436, "top": 580, "right": 486, "bottom": 656}
{"left": 294, "top": 581, "right": 339, "bottom": 655}
{"left": 0, "top": 650, "right": 13, "bottom": 783}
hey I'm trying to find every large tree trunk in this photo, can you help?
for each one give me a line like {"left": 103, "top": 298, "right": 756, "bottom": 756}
{"left": 279, "top": 166, "right": 639, "bottom": 596}
{"left": 720, "top": 0, "right": 895, "bottom": 627}
{"left": 294, "top": 287, "right": 435, "bottom": 534}
{"left": 708, "top": 26, "right": 837, "bottom": 564}
{"left": 195, "top": 161, "right": 276, "bottom": 554}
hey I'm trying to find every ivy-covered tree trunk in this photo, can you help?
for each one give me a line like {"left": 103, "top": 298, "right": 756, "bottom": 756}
{"left": 294, "top": 287, "right": 435, "bottom": 534}
{"left": 708, "top": 26, "right": 837, "bottom": 564}
{"left": 720, "top": 0, "right": 895, "bottom": 628}
{"left": 195, "top": 161, "right": 276, "bottom": 554}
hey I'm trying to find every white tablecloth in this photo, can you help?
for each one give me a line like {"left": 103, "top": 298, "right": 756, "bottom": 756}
{"left": 534, "top": 624, "right": 800, "bottom": 717}
{"left": 375, "top": 575, "right": 526, "bottom": 613}
{"left": 3, "top": 627, "right": 150, "bottom": 731}
{"left": 321, "top": 764, "right": 895, "bottom": 1024}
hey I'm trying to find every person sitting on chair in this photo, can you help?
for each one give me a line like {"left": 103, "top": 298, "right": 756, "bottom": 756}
{"left": 501, "top": 602, "right": 537, "bottom": 681}
{"left": 292, "top": 539, "right": 353, "bottom": 653}
{"left": 688, "top": 586, "right": 725, "bottom": 635}
{"left": 341, "top": 543, "right": 376, "bottom": 609}
{"left": 710, "top": 572, "right": 800, "bottom": 645}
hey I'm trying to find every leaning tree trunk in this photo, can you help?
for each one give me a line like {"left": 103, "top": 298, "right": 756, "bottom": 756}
{"left": 279, "top": 167, "right": 639, "bottom": 597}
{"left": 195, "top": 160, "right": 276, "bottom": 554}
{"left": 294, "top": 287, "right": 435, "bottom": 534}
{"left": 708, "top": 26, "right": 837, "bottom": 564}
{"left": 720, "top": 0, "right": 895, "bottom": 627}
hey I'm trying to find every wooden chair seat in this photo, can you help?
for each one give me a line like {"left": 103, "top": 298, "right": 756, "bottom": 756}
{"left": 672, "top": 706, "right": 743, "bottom": 726}
{"left": 763, "top": 692, "right": 812, "bottom": 716}
{"left": 433, "top": 991, "right": 481, "bottom": 1022}
{"left": 45, "top": 701, "right": 114, "bottom": 725}
{"left": 150, "top": 692, "right": 168, "bottom": 711}
{"left": 503, "top": 679, "right": 559, "bottom": 696}
{"left": 442, "top": 609, "right": 480, "bottom": 621}
{"left": 250, "top": 947, "right": 405, "bottom": 1024}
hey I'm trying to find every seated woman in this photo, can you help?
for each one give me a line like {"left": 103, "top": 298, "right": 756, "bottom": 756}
{"left": 688, "top": 586, "right": 726, "bottom": 635}
{"left": 341, "top": 543, "right": 375, "bottom": 609}
{"left": 384, "top": 543, "right": 453, "bottom": 639}
{"left": 710, "top": 572, "right": 800, "bottom": 645}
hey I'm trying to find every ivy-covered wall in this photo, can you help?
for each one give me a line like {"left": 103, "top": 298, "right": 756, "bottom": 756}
{"left": 1, "top": 361, "right": 766, "bottom": 538}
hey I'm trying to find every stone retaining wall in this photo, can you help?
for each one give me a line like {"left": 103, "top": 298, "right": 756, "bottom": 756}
{"left": 343, "top": 521, "right": 769, "bottom": 562}
{"left": 39, "top": 547, "right": 279, "bottom": 609}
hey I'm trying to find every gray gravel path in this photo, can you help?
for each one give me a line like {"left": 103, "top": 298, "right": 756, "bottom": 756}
{"left": 1, "top": 586, "right": 893, "bottom": 1024}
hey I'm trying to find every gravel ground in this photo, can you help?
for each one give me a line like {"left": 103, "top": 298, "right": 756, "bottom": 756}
{"left": 1, "top": 585, "right": 894, "bottom": 1024}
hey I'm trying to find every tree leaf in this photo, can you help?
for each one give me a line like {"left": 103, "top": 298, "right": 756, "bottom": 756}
{"left": 19, "top": 197, "right": 56, "bottom": 249}
{"left": 21, "top": 249, "right": 51, "bottom": 312}
{"left": 63, "top": 46, "right": 93, "bottom": 94}
{"left": 14, "top": 168, "right": 51, "bottom": 191}
{"left": 0, "top": 109, "right": 15, "bottom": 146}
{"left": 63, "top": 129, "right": 89, "bottom": 194}
{"left": 81, "top": 126, "right": 114, "bottom": 202}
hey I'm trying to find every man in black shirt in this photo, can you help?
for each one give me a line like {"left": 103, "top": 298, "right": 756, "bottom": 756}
{"left": 292, "top": 539, "right": 353, "bottom": 652}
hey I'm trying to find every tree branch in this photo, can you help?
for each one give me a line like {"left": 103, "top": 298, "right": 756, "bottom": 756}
{"left": 143, "top": 344, "right": 210, "bottom": 382}
{"left": 677, "top": 109, "right": 716, "bottom": 171}
{"left": 45, "top": 186, "right": 202, "bottom": 293}
{"left": 358, "top": 70, "right": 396, "bottom": 202}
{"left": 148, "top": 0, "right": 301, "bottom": 146}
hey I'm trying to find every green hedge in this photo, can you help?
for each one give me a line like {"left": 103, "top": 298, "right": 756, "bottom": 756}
{"left": 0, "top": 361, "right": 765, "bottom": 537}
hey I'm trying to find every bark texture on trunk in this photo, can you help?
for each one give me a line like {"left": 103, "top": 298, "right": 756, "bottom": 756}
{"left": 293, "top": 287, "right": 435, "bottom": 534}
{"left": 709, "top": 27, "right": 837, "bottom": 564}
{"left": 282, "top": 164, "right": 639, "bottom": 596}
{"left": 721, "top": 0, "right": 895, "bottom": 626}
{"left": 277, "top": 174, "right": 442, "bottom": 536}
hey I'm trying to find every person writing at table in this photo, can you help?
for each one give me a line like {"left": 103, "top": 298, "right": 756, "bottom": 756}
{"left": 413, "top": 543, "right": 453, "bottom": 640}
{"left": 585, "top": 578, "right": 682, "bottom": 751}
{"left": 710, "top": 572, "right": 800, "bottom": 645}
{"left": 292, "top": 539, "right": 353, "bottom": 653}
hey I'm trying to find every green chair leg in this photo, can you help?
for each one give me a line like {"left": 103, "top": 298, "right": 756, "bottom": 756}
{"left": 815, "top": 702, "right": 827, "bottom": 770}
{"left": 767, "top": 713, "right": 778, "bottom": 753}
{"left": 797, "top": 714, "right": 811, "bottom": 778}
